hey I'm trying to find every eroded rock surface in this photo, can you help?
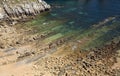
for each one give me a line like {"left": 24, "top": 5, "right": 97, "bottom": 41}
{"left": 0, "top": 0, "right": 51, "bottom": 24}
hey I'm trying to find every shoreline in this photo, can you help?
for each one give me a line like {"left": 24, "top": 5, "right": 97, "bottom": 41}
{"left": 0, "top": 16, "right": 120, "bottom": 76}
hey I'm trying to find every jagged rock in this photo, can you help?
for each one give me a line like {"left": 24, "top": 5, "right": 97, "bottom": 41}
{"left": 0, "top": 0, "right": 51, "bottom": 24}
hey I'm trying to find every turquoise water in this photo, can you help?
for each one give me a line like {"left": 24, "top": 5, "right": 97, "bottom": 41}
{"left": 25, "top": 0, "right": 120, "bottom": 48}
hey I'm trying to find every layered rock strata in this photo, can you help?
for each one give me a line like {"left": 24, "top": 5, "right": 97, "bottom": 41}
{"left": 0, "top": 0, "right": 51, "bottom": 23}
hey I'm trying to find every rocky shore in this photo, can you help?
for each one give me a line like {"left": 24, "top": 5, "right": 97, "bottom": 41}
{"left": 33, "top": 40, "right": 120, "bottom": 76}
{"left": 0, "top": 7, "right": 120, "bottom": 76}
{"left": 0, "top": 0, "right": 51, "bottom": 24}
{"left": 0, "top": 21, "right": 120, "bottom": 76}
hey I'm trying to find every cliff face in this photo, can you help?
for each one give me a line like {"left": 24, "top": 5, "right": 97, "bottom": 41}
{"left": 0, "top": 0, "right": 51, "bottom": 23}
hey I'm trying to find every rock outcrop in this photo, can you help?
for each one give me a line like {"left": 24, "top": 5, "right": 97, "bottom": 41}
{"left": 0, "top": 0, "right": 51, "bottom": 23}
{"left": 34, "top": 40, "right": 120, "bottom": 76}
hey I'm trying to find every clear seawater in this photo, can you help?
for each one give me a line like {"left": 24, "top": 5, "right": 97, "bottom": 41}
{"left": 25, "top": 0, "right": 120, "bottom": 48}
{"left": 46, "top": 0, "right": 120, "bottom": 28}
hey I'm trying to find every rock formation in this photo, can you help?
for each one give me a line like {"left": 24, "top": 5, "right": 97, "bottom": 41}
{"left": 0, "top": 0, "right": 51, "bottom": 23}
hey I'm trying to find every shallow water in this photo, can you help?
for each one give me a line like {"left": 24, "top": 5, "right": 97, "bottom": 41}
{"left": 25, "top": 0, "right": 120, "bottom": 48}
